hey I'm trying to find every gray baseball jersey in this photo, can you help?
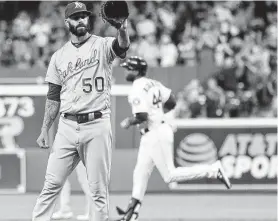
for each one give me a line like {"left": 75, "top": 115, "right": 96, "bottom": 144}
{"left": 45, "top": 35, "right": 116, "bottom": 115}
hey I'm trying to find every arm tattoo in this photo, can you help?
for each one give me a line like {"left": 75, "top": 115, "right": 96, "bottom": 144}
{"left": 41, "top": 99, "right": 60, "bottom": 131}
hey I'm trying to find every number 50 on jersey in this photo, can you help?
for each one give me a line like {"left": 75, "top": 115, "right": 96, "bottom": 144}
{"left": 82, "top": 77, "right": 105, "bottom": 93}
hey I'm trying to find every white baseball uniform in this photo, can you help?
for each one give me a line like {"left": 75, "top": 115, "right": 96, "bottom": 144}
{"left": 128, "top": 77, "right": 220, "bottom": 201}
{"left": 32, "top": 35, "right": 119, "bottom": 221}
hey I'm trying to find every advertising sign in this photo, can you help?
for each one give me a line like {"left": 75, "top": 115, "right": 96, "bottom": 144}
{"left": 0, "top": 84, "right": 131, "bottom": 149}
{"left": 170, "top": 119, "right": 277, "bottom": 190}
{"left": 0, "top": 95, "right": 46, "bottom": 149}
{"left": 0, "top": 149, "right": 26, "bottom": 193}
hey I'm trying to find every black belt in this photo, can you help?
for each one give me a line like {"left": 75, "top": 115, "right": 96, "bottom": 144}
{"left": 140, "top": 121, "right": 164, "bottom": 135}
{"left": 63, "top": 111, "right": 102, "bottom": 124}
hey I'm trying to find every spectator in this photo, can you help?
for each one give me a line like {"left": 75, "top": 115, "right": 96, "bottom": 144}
{"left": 225, "top": 91, "right": 241, "bottom": 118}
{"left": 30, "top": 17, "right": 52, "bottom": 67}
{"left": 11, "top": 11, "right": 32, "bottom": 69}
{"left": 0, "top": 20, "right": 7, "bottom": 48}
{"left": 174, "top": 91, "right": 190, "bottom": 118}
{"left": 213, "top": 2, "right": 233, "bottom": 22}
{"left": 0, "top": 38, "right": 14, "bottom": 66}
{"left": 177, "top": 34, "right": 198, "bottom": 66}
{"left": 159, "top": 34, "right": 178, "bottom": 67}
{"left": 136, "top": 14, "right": 156, "bottom": 37}
{"left": 157, "top": 2, "right": 176, "bottom": 33}
{"left": 177, "top": 80, "right": 206, "bottom": 118}
{"left": 205, "top": 78, "right": 225, "bottom": 118}
{"left": 256, "top": 70, "right": 277, "bottom": 117}
{"left": 12, "top": 11, "right": 31, "bottom": 39}
{"left": 136, "top": 34, "right": 160, "bottom": 66}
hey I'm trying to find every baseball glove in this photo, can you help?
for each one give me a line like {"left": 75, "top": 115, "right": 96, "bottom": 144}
{"left": 100, "top": 1, "right": 129, "bottom": 29}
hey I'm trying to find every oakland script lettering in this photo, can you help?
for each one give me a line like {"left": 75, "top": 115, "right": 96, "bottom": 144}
{"left": 58, "top": 49, "right": 99, "bottom": 79}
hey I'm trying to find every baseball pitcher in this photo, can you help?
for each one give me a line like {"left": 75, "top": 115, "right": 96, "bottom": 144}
{"left": 32, "top": 2, "right": 130, "bottom": 221}
{"left": 116, "top": 56, "right": 232, "bottom": 221}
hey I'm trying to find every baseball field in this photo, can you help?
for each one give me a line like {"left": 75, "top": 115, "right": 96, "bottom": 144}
{"left": 0, "top": 192, "right": 276, "bottom": 221}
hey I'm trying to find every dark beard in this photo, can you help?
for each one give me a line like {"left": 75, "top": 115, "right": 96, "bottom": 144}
{"left": 69, "top": 23, "right": 90, "bottom": 37}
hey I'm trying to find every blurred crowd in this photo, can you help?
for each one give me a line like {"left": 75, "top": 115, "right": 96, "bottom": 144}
{"left": 0, "top": 1, "right": 276, "bottom": 118}
{"left": 174, "top": 70, "right": 277, "bottom": 118}
{"left": 0, "top": 1, "right": 276, "bottom": 68}
{"left": 166, "top": 1, "right": 277, "bottom": 118}
{"left": 0, "top": 1, "right": 67, "bottom": 68}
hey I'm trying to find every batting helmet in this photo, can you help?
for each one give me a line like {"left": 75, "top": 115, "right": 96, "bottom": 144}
{"left": 120, "top": 56, "right": 148, "bottom": 76}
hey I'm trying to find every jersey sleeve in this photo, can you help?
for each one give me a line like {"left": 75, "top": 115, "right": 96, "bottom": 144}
{"left": 128, "top": 90, "right": 148, "bottom": 115}
{"left": 158, "top": 82, "right": 172, "bottom": 103}
{"left": 103, "top": 37, "right": 117, "bottom": 63}
{"left": 45, "top": 52, "right": 62, "bottom": 86}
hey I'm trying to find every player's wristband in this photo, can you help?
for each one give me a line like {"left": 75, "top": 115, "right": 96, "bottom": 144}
{"left": 47, "top": 83, "right": 62, "bottom": 102}
{"left": 112, "top": 39, "right": 129, "bottom": 57}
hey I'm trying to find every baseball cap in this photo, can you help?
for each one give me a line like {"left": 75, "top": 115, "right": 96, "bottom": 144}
{"left": 65, "top": 1, "right": 92, "bottom": 19}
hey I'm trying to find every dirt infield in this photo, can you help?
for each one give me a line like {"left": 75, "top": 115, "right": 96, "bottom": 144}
{"left": 0, "top": 193, "right": 276, "bottom": 221}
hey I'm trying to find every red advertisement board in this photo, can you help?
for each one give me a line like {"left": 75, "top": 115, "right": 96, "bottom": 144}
{"left": 171, "top": 119, "right": 277, "bottom": 190}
